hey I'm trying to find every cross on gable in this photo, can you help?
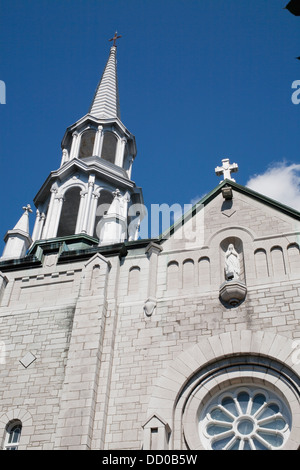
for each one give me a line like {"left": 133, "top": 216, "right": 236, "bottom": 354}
{"left": 215, "top": 158, "right": 239, "bottom": 182}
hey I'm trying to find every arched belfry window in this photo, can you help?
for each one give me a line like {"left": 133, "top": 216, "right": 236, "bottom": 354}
{"left": 57, "top": 187, "right": 81, "bottom": 237}
{"left": 79, "top": 129, "right": 96, "bottom": 158}
{"left": 4, "top": 420, "right": 22, "bottom": 450}
{"left": 101, "top": 132, "right": 117, "bottom": 164}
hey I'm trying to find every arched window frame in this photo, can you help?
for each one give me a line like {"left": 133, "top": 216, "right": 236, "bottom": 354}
{"left": 4, "top": 420, "right": 22, "bottom": 450}
{"left": 78, "top": 128, "right": 97, "bottom": 159}
{"left": 101, "top": 130, "right": 119, "bottom": 164}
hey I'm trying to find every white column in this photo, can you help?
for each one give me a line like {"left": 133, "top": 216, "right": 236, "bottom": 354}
{"left": 42, "top": 187, "right": 57, "bottom": 239}
{"left": 32, "top": 209, "right": 41, "bottom": 242}
{"left": 48, "top": 196, "right": 64, "bottom": 238}
{"left": 115, "top": 137, "right": 126, "bottom": 167}
{"left": 70, "top": 132, "right": 79, "bottom": 159}
{"left": 60, "top": 148, "right": 69, "bottom": 167}
{"left": 127, "top": 156, "right": 134, "bottom": 179}
{"left": 87, "top": 192, "right": 99, "bottom": 237}
{"left": 75, "top": 190, "right": 87, "bottom": 234}
{"left": 81, "top": 175, "right": 95, "bottom": 234}
{"left": 93, "top": 125, "right": 103, "bottom": 157}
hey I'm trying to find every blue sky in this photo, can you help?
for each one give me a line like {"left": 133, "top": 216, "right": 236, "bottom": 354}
{"left": 0, "top": 0, "right": 299, "bottom": 250}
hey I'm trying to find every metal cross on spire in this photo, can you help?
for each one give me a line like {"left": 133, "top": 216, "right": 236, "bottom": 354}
{"left": 215, "top": 158, "right": 239, "bottom": 182}
{"left": 109, "top": 31, "right": 122, "bottom": 47}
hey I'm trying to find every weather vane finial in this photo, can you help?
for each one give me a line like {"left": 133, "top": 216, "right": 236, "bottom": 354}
{"left": 109, "top": 31, "right": 122, "bottom": 47}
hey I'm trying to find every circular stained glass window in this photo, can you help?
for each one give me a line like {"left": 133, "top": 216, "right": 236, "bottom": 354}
{"left": 199, "top": 386, "right": 291, "bottom": 450}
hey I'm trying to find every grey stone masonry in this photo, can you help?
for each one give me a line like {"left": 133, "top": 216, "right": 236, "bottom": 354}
{"left": 0, "top": 183, "right": 300, "bottom": 450}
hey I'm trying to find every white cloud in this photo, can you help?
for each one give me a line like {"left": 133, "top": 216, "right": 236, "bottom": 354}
{"left": 246, "top": 162, "right": 300, "bottom": 211}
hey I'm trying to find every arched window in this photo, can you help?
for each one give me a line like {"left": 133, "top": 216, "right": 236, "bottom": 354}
{"left": 4, "top": 420, "right": 22, "bottom": 450}
{"left": 93, "top": 190, "right": 114, "bottom": 239}
{"left": 57, "top": 187, "right": 81, "bottom": 237}
{"left": 78, "top": 129, "right": 96, "bottom": 158}
{"left": 101, "top": 132, "right": 117, "bottom": 164}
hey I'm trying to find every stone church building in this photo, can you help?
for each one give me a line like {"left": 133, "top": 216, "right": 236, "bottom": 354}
{"left": 0, "top": 41, "right": 300, "bottom": 451}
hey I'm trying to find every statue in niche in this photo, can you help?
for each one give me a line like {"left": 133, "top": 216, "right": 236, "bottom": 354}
{"left": 225, "top": 243, "right": 240, "bottom": 280}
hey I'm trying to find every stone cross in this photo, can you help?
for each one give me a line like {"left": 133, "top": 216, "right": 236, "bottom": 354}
{"left": 215, "top": 158, "right": 239, "bottom": 182}
{"left": 22, "top": 204, "right": 33, "bottom": 214}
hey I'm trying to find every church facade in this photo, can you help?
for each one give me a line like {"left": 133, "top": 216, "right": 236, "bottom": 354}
{"left": 0, "top": 41, "right": 300, "bottom": 451}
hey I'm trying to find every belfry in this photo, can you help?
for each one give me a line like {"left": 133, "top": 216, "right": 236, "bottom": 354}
{"left": 1, "top": 38, "right": 144, "bottom": 261}
{"left": 0, "top": 38, "right": 300, "bottom": 451}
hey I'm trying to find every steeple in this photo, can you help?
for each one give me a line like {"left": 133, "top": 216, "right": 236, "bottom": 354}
{"left": 26, "top": 37, "right": 144, "bottom": 248}
{"left": 89, "top": 45, "right": 120, "bottom": 120}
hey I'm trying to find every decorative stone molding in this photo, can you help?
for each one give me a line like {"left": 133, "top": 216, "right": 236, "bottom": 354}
{"left": 0, "top": 408, "right": 33, "bottom": 450}
{"left": 143, "top": 242, "right": 162, "bottom": 317}
{"left": 145, "top": 330, "right": 300, "bottom": 450}
{"left": 143, "top": 297, "right": 157, "bottom": 317}
{"left": 142, "top": 414, "right": 171, "bottom": 450}
{"left": 0, "top": 273, "right": 8, "bottom": 304}
{"left": 219, "top": 279, "right": 247, "bottom": 306}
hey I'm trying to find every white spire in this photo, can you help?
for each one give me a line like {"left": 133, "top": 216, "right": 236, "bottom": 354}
{"left": 1, "top": 205, "right": 32, "bottom": 260}
{"left": 89, "top": 45, "right": 120, "bottom": 120}
{"left": 13, "top": 204, "right": 32, "bottom": 233}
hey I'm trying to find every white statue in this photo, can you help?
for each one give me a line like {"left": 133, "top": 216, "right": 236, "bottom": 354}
{"left": 225, "top": 243, "right": 240, "bottom": 280}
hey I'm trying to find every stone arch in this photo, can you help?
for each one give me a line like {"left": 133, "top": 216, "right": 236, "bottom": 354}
{"left": 144, "top": 330, "right": 300, "bottom": 450}
{"left": 220, "top": 236, "right": 245, "bottom": 283}
{"left": 208, "top": 227, "right": 255, "bottom": 287}
{"left": 0, "top": 408, "right": 33, "bottom": 450}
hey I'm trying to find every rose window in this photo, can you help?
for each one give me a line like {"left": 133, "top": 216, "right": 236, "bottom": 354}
{"left": 199, "top": 386, "right": 291, "bottom": 450}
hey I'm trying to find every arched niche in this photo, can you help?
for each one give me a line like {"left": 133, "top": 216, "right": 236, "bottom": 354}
{"left": 287, "top": 243, "right": 300, "bottom": 275}
{"left": 128, "top": 266, "right": 141, "bottom": 295}
{"left": 167, "top": 261, "right": 179, "bottom": 291}
{"left": 254, "top": 248, "right": 269, "bottom": 278}
{"left": 198, "top": 257, "right": 210, "bottom": 290}
{"left": 182, "top": 259, "right": 195, "bottom": 289}
{"left": 220, "top": 236, "right": 245, "bottom": 283}
{"left": 270, "top": 246, "right": 286, "bottom": 276}
{"left": 101, "top": 132, "right": 118, "bottom": 164}
{"left": 57, "top": 187, "right": 81, "bottom": 237}
{"left": 78, "top": 129, "right": 96, "bottom": 158}
{"left": 93, "top": 190, "right": 114, "bottom": 239}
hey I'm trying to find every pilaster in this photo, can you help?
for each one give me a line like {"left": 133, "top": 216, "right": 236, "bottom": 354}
{"left": 54, "top": 253, "right": 111, "bottom": 450}
{"left": 144, "top": 242, "right": 163, "bottom": 317}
